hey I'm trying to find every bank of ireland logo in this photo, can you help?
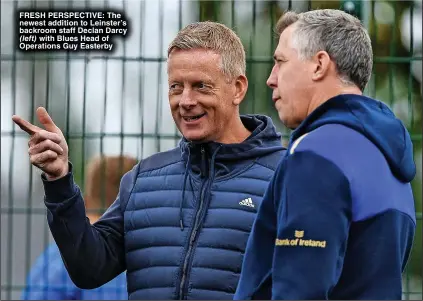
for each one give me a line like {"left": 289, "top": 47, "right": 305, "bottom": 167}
{"left": 275, "top": 230, "right": 326, "bottom": 248}
{"left": 294, "top": 230, "right": 304, "bottom": 238}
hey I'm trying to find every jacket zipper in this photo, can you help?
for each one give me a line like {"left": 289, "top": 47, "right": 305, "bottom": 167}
{"left": 178, "top": 146, "right": 208, "bottom": 300}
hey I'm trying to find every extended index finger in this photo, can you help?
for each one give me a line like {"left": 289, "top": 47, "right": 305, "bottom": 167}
{"left": 11, "top": 115, "right": 41, "bottom": 136}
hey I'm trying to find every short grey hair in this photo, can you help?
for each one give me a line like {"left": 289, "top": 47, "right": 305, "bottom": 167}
{"left": 168, "top": 21, "right": 246, "bottom": 80}
{"left": 276, "top": 9, "right": 373, "bottom": 92}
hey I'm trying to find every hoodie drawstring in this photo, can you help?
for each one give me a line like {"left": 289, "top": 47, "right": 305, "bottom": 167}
{"left": 192, "top": 145, "right": 221, "bottom": 235}
{"left": 180, "top": 145, "right": 192, "bottom": 231}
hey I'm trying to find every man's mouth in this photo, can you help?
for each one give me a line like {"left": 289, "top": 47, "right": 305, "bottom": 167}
{"left": 182, "top": 113, "right": 206, "bottom": 122}
{"left": 272, "top": 97, "right": 281, "bottom": 103}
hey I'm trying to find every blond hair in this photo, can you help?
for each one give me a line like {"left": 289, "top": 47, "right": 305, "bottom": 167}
{"left": 84, "top": 155, "right": 138, "bottom": 210}
{"left": 167, "top": 21, "right": 246, "bottom": 80}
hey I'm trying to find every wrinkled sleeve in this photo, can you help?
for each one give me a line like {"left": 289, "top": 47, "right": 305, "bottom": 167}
{"left": 42, "top": 162, "right": 137, "bottom": 289}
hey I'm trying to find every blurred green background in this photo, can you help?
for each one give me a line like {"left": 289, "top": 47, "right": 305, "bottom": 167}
{"left": 1, "top": 0, "right": 421, "bottom": 299}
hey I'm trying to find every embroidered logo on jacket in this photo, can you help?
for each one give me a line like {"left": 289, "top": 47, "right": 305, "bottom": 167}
{"left": 275, "top": 230, "right": 327, "bottom": 248}
{"left": 239, "top": 197, "right": 255, "bottom": 208}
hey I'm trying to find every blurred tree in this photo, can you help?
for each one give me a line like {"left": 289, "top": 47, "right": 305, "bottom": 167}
{"left": 199, "top": 0, "right": 221, "bottom": 21}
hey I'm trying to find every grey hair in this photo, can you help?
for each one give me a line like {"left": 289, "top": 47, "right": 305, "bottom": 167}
{"left": 167, "top": 21, "right": 246, "bottom": 80}
{"left": 276, "top": 9, "right": 373, "bottom": 92}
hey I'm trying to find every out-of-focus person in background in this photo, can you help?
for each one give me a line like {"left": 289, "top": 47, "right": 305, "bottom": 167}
{"left": 235, "top": 9, "right": 416, "bottom": 300}
{"left": 21, "top": 155, "right": 138, "bottom": 300}
{"left": 12, "top": 21, "right": 286, "bottom": 300}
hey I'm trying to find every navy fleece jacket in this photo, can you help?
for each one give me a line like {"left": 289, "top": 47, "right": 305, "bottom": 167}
{"left": 234, "top": 94, "right": 416, "bottom": 300}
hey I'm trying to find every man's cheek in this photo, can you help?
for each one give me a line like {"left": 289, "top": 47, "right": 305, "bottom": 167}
{"left": 277, "top": 74, "right": 285, "bottom": 87}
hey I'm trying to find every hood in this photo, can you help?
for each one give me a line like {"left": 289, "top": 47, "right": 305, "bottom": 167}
{"left": 179, "top": 114, "right": 283, "bottom": 162}
{"left": 176, "top": 114, "right": 284, "bottom": 231}
{"left": 290, "top": 94, "right": 416, "bottom": 183}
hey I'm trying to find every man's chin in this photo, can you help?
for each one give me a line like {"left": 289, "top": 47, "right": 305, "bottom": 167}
{"left": 278, "top": 113, "right": 297, "bottom": 130}
{"left": 182, "top": 132, "right": 208, "bottom": 143}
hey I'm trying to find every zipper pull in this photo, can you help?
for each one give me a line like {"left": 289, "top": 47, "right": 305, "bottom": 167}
{"left": 200, "top": 146, "right": 206, "bottom": 178}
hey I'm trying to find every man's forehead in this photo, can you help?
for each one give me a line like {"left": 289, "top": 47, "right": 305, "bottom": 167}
{"left": 167, "top": 48, "right": 225, "bottom": 82}
{"left": 274, "top": 27, "right": 295, "bottom": 57}
{"left": 167, "top": 64, "right": 216, "bottom": 81}
{"left": 273, "top": 42, "right": 285, "bottom": 58}
{"left": 279, "top": 30, "right": 291, "bottom": 47}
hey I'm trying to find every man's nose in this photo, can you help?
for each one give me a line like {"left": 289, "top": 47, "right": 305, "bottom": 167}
{"left": 179, "top": 89, "right": 196, "bottom": 108}
{"left": 266, "top": 65, "right": 278, "bottom": 88}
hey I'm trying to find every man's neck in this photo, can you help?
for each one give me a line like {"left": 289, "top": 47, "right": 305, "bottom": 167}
{"left": 307, "top": 85, "right": 362, "bottom": 116}
{"left": 217, "top": 116, "right": 252, "bottom": 144}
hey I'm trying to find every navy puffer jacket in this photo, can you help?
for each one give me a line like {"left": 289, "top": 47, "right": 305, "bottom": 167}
{"left": 43, "top": 114, "right": 286, "bottom": 300}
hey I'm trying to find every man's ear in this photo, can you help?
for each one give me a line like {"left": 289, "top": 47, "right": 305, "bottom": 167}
{"left": 232, "top": 74, "right": 248, "bottom": 106}
{"left": 311, "top": 51, "right": 332, "bottom": 82}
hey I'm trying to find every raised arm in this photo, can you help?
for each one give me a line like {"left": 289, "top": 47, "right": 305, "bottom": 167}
{"left": 12, "top": 107, "right": 134, "bottom": 288}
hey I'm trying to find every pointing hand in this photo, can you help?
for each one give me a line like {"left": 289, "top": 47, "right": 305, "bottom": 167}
{"left": 12, "top": 107, "right": 69, "bottom": 181}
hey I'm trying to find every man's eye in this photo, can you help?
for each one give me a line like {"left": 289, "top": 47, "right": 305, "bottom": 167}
{"left": 169, "top": 84, "right": 183, "bottom": 95}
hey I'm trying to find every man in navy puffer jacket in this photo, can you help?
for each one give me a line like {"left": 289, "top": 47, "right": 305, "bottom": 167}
{"left": 12, "top": 22, "right": 286, "bottom": 299}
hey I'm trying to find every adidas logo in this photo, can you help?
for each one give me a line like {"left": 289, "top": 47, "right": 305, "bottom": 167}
{"left": 239, "top": 197, "right": 255, "bottom": 208}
